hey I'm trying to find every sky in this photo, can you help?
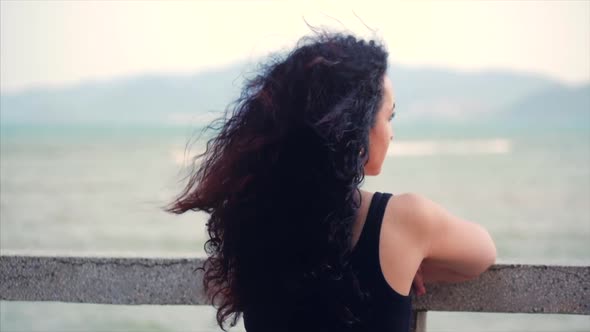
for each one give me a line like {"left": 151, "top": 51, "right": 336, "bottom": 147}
{"left": 1, "top": 0, "right": 589, "bottom": 94}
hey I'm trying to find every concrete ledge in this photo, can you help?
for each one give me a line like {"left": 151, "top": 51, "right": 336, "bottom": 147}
{"left": 1, "top": 256, "right": 588, "bottom": 315}
{"left": 413, "top": 264, "right": 589, "bottom": 315}
{"left": 0, "top": 256, "right": 207, "bottom": 305}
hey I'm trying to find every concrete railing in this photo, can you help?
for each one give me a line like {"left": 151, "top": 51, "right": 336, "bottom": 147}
{"left": 1, "top": 255, "right": 588, "bottom": 332}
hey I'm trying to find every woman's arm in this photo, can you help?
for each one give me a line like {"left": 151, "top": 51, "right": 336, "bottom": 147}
{"left": 396, "top": 193, "right": 497, "bottom": 283}
{"left": 419, "top": 258, "right": 481, "bottom": 283}
{"left": 411, "top": 259, "right": 475, "bottom": 296}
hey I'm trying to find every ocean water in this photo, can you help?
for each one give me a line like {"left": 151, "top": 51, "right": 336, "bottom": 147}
{"left": 1, "top": 124, "right": 589, "bottom": 331}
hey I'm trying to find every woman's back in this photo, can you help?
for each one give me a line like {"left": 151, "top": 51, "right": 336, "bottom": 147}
{"left": 243, "top": 191, "right": 412, "bottom": 332}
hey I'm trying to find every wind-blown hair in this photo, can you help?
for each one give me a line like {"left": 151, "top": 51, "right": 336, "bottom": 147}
{"left": 165, "top": 31, "right": 389, "bottom": 331}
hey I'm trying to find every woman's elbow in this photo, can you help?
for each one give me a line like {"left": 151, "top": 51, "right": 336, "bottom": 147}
{"left": 473, "top": 229, "right": 497, "bottom": 277}
{"left": 486, "top": 233, "right": 497, "bottom": 269}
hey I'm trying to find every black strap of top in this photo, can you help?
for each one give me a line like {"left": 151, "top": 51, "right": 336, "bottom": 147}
{"left": 352, "top": 192, "right": 393, "bottom": 266}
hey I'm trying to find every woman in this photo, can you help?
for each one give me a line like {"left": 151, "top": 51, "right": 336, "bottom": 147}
{"left": 166, "top": 31, "right": 496, "bottom": 332}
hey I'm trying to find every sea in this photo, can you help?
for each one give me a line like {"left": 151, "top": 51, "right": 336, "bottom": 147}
{"left": 1, "top": 123, "right": 589, "bottom": 332}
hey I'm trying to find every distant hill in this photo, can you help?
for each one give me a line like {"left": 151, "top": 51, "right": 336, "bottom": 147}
{"left": 493, "top": 82, "right": 590, "bottom": 128}
{"left": 1, "top": 60, "right": 588, "bottom": 128}
{"left": 0, "top": 65, "right": 245, "bottom": 126}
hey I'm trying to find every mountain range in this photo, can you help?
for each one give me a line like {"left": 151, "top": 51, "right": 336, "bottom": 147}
{"left": 1, "top": 61, "right": 588, "bottom": 128}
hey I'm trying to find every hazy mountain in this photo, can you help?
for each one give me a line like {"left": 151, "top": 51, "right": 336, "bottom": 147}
{"left": 493, "top": 82, "right": 590, "bottom": 128}
{"left": 0, "top": 66, "right": 245, "bottom": 126}
{"left": 388, "top": 64, "right": 575, "bottom": 124}
{"left": 1, "top": 61, "right": 588, "bottom": 128}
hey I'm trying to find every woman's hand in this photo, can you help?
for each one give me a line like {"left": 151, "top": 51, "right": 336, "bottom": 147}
{"left": 412, "top": 265, "right": 427, "bottom": 296}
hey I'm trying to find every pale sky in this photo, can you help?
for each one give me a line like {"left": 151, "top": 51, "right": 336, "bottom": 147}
{"left": 1, "top": 0, "right": 589, "bottom": 93}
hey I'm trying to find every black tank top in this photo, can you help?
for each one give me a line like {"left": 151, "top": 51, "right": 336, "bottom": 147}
{"left": 348, "top": 191, "right": 412, "bottom": 331}
{"left": 243, "top": 191, "right": 412, "bottom": 331}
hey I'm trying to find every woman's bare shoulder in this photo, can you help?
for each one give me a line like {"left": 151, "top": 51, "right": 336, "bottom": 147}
{"left": 385, "top": 192, "right": 496, "bottom": 278}
{"left": 357, "top": 191, "right": 432, "bottom": 240}
{"left": 379, "top": 192, "right": 429, "bottom": 295}
{"left": 387, "top": 192, "right": 440, "bottom": 238}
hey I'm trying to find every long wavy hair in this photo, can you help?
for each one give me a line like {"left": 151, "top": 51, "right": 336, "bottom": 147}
{"left": 165, "top": 31, "right": 389, "bottom": 331}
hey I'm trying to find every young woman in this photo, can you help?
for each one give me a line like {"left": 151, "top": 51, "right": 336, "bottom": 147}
{"left": 166, "top": 31, "right": 496, "bottom": 332}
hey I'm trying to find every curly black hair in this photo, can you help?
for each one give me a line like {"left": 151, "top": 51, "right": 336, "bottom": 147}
{"left": 165, "top": 30, "right": 389, "bottom": 331}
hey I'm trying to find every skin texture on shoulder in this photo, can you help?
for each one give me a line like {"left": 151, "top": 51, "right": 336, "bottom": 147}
{"left": 379, "top": 193, "right": 497, "bottom": 295}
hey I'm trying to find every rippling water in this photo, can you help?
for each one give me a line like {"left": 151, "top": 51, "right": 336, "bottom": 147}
{"left": 1, "top": 124, "right": 589, "bottom": 331}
